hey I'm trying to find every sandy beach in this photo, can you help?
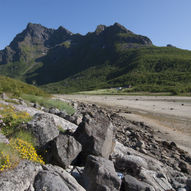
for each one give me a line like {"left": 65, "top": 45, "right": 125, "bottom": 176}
{"left": 55, "top": 94, "right": 191, "bottom": 154}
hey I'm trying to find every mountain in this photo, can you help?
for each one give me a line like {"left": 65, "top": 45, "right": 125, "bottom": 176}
{"left": 0, "top": 23, "right": 191, "bottom": 93}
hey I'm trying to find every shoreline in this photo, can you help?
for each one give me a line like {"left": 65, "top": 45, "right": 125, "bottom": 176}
{"left": 55, "top": 94, "right": 191, "bottom": 155}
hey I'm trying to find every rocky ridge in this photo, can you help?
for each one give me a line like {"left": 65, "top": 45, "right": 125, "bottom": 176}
{"left": 0, "top": 95, "right": 191, "bottom": 191}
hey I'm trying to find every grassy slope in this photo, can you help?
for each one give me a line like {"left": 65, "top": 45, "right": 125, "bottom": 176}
{"left": 42, "top": 46, "right": 191, "bottom": 94}
{"left": 0, "top": 75, "right": 47, "bottom": 96}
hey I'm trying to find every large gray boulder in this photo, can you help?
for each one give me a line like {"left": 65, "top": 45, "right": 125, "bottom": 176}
{"left": 34, "top": 171, "right": 70, "bottom": 191}
{"left": 83, "top": 155, "right": 121, "bottom": 191}
{"left": 42, "top": 165, "right": 85, "bottom": 191}
{"left": 27, "top": 113, "right": 59, "bottom": 148}
{"left": 44, "top": 133, "right": 82, "bottom": 168}
{"left": 122, "top": 175, "right": 154, "bottom": 191}
{"left": 74, "top": 111, "right": 114, "bottom": 160}
{"left": 0, "top": 160, "right": 42, "bottom": 191}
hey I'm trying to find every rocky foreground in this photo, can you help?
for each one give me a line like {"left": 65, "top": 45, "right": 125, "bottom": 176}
{"left": 0, "top": 98, "right": 191, "bottom": 191}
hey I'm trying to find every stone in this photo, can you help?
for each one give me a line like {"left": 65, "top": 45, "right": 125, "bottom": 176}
{"left": 186, "top": 178, "right": 191, "bottom": 191}
{"left": 34, "top": 171, "right": 70, "bottom": 191}
{"left": 43, "top": 165, "right": 85, "bottom": 191}
{"left": 1, "top": 92, "right": 8, "bottom": 100}
{"left": 83, "top": 155, "right": 121, "bottom": 191}
{"left": 49, "top": 107, "right": 60, "bottom": 115}
{"left": 122, "top": 175, "right": 154, "bottom": 191}
{"left": 0, "top": 132, "right": 9, "bottom": 144}
{"left": 178, "top": 188, "right": 186, "bottom": 191}
{"left": 44, "top": 133, "right": 82, "bottom": 168}
{"left": 74, "top": 111, "right": 113, "bottom": 160}
{"left": 27, "top": 113, "right": 59, "bottom": 148}
{"left": 0, "top": 160, "right": 42, "bottom": 191}
{"left": 140, "top": 168, "right": 173, "bottom": 191}
{"left": 179, "top": 161, "right": 188, "bottom": 173}
{"left": 59, "top": 110, "right": 68, "bottom": 118}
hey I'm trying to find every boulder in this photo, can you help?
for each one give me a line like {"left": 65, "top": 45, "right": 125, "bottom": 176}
{"left": 74, "top": 111, "right": 114, "bottom": 160}
{"left": 44, "top": 133, "right": 82, "bottom": 168}
{"left": 34, "top": 171, "right": 70, "bottom": 191}
{"left": 49, "top": 107, "right": 60, "bottom": 115}
{"left": 83, "top": 155, "right": 121, "bottom": 191}
{"left": 27, "top": 113, "right": 59, "bottom": 148}
{"left": 42, "top": 165, "right": 85, "bottom": 191}
{"left": 0, "top": 160, "right": 42, "bottom": 191}
{"left": 121, "top": 175, "right": 154, "bottom": 191}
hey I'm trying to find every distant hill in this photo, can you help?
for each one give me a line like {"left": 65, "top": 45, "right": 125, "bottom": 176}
{"left": 0, "top": 23, "right": 191, "bottom": 94}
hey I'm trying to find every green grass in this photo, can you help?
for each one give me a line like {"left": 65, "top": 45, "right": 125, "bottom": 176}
{"left": 12, "top": 130, "right": 36, "bottom": 146}
{"left": 21, "top": 94, "right": 75, "bottom": 115}
{"left": 0, "top": 75, "right": 48, "bottom": 97}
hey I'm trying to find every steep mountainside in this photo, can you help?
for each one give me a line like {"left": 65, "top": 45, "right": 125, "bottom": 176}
{"left": 0, "top": 22, "right": 191, "bottom": 93}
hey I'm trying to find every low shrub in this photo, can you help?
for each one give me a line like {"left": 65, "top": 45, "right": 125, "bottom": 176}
{"left": 10, "top": 138, "right": 44, "bottom": 164}
{"left": 0, "top": 104, "right": 31, "bottom": 136}
{"left": 0, "top": 103, "right": 44, "bottom": 172}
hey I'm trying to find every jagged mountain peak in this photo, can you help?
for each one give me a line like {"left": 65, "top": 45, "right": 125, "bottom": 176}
{"left": 26, "top": 22, "right": 46, "bottom": 30}
{"left": 57, "top": 26, "right": 73, "bottom": 35}
{"left": 109, "top": 22, "right": 133, "bottom": 34}
{"left": 95, "top": 23, "right": 133, "bottom": 35}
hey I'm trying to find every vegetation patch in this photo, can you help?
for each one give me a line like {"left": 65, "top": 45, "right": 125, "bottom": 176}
{"left": 0, "top": 104, "right": 31, "bottom": 137}
{"left": 41, "top": 46, "right": 191, "bottom": 95}
{"left": 0, "top": 103, "right": 44, "bottom": 172}
{"left": 21, "top": 94, "right": 75, "bottom": 115}
{"left": 0, "top": 75, "right": 48, "bottom": 97}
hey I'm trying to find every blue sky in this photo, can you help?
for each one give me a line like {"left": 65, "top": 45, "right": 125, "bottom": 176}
{"left": 0, "top": 0, "right": 191, "bottom": 50}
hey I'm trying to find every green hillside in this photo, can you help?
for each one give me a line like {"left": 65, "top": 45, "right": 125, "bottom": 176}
{"left": 0, "top": 75, "right": 47, "bottom": 96}
{"left": 41, "top": 46, "right": 191, "bottom": 94}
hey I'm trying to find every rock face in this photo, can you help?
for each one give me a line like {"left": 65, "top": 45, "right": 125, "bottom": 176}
{"left": 27, "top": 113, "right": 59, "bottom": 148}
{"left": 83, "top": 155, "right": 121, "bottom": 191}
{"left": 74, "top": 110, "right": 114, "bottom": 160}
{"left": 44, "top": 133, "right": 82, "bottom": 168}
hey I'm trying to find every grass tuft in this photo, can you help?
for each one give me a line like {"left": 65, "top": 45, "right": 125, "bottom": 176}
{"left": 21, "top": 94, "right": 75, "bottom": 115}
